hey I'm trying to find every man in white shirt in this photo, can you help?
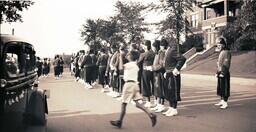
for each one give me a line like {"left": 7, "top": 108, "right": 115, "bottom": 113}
{"left": 110, "top": 50, "right": 157, "bottom": 128}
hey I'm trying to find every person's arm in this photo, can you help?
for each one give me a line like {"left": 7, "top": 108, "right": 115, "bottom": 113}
{"left": 219, "top": 51, "right": 231, "bottom": 76}
{"left": 137, "top": 53, "right": 145, "bottom": 66}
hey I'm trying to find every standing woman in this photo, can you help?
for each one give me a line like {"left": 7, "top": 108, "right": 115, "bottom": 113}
{"left": 138, "top": 40, "right": 155, "bottom": 108}
{"left": 214, "top": 37, "right": 232, "bottom": 109}
{"left": 163, "top": 39, "right": 186, "bottom": 117}
{"left": 90, "top": 49, "right": 97, "bottom": 86}
{"left": 151, "top": 40, "right": 167, "bottom": 113}
{"left": 53, "top": 55, "right": 60, "bottom": 80}
{"left": 59, "top": 57, "right": 64, "bottom": 77}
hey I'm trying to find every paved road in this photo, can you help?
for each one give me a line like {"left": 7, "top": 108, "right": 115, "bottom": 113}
{"left": 37, "top": 72, "right": 256, "bottom": 132}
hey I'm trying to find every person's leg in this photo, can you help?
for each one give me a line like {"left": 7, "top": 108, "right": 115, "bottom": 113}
{"left": 110, "top": 103, "right": 127, "bottom": 128}
{"left": 119, "top": 103, "right": 127, "bottom": 121}
{"left": 134, "top": 100, "right": 157, "bottom": 127}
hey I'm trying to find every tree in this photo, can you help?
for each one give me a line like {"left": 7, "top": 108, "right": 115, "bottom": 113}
{"left": 80, "top": 18, "right": 123, "bottom": 52}
{"left": 0, "top": 0, "right": 34, "bottom": 24}
{"left": 113, "top": 0, "right": 150, "bottom": 45}
{"left": 219, "top": 1, "right": 256, "bottom": 50}
{"left": 155, "top": 0, "right": 195, "bottom": 54}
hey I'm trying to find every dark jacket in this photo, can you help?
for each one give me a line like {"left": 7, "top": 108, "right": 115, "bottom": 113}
{"left": 138, "top": 49, "right": 155, "bottom": 67}
{"left": 164, "top": 46, "right": 186, "bottom": 73}
{"left": 81, "top": 54, "right": 93, "bottom": 68}
{"left": 152, "top": 49, "right": 166, "bottom": 72}
{"left": 96, "top": 54, "right": 109, "bottom": 67}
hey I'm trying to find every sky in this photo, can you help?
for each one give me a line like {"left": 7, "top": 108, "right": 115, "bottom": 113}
{"left": 1, "top": 0, "right": 161, "bottom": 58}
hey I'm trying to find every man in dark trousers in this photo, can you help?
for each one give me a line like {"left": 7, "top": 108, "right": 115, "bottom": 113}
{"left": 214, "top": 36, "right": 232, "bottom": 109}
{"left": 110, "top": 51, "right": 157, "bottom": 128}
{"left": 163, "top": 39, "right": 186, "bottom": 117}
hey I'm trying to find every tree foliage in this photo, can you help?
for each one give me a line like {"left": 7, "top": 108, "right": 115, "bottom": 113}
{"left": 219, "top": 1, "right": 256, "bottom": 50}
{"left": 113, "top": 0, "right": 150, "bottom": 45}
{"left": 155, "top": 0, "right": 195, "bottom": 53}
{"left": 80, "top": 0, "right": 150, "bottom": 51}
{"left": 0, "top": 0, "right": 34, "bottom": 24}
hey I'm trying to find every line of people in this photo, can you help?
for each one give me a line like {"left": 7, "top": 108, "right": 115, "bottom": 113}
{"left": 36, "top": 57, "right": 51, "bottom": 78}
{"left": 71, "top": 37, "right": 231, "bottom": 128}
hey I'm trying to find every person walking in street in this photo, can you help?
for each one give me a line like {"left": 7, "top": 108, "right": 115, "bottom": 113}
{"left": 110, "top": 50, "right": 157, "bottom": 128}
{"left": 163, "top": 38, "right": 186, "bottom": 117}
{"left": 214, "top": 36, "right": 232, "bottom": 109}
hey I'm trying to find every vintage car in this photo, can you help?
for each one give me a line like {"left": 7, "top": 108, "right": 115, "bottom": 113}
{"left": 0, "top": 34, "right": 48, "bottom": 126}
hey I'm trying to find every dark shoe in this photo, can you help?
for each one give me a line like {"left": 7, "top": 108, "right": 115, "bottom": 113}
{"left": 110, "top": 120, "right": 122, "bottom": 128}
{"left": 150, "top": 113, "right": 157, "bottom": 127}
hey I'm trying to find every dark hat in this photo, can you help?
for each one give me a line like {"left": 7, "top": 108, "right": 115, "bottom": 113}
{"left": 130, "top": 43, "right": 137, "bottom": 49}
{"left": 111, "top": 44, "right": 118, "bottom": 49}
{"left": 120, "top": 45, "right": 126, "bottom": 50}
{"left": 100, "top": 48, "right": 106, "bottom": 53}
{"left": 127, "top": 50, "right": 140, "bottom": 61}
{"left": 153, "top": 40, "right": 160, "bottom": 48}
{"left": 144, "top": 40, "right": 151, "bottom": 47}
{"left": 160, "top": 38, "right": 168, "bottom": 47}
{"left": 216, "top": 36, "right": 228, "bottom": 49}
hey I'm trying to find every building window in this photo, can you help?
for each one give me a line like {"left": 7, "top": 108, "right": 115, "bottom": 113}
{"left": 191, "top": 14, "right": 199, "bottom": 28}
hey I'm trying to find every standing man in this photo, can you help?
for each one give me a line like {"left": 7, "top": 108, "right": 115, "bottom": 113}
{"left": 214, "top": 37, "right": 232, "bottom": 109}
{"left": 110, "top": 51, "right": 157, "bottom": 128}
{"left": 163, "top": 39, "right": 186, "bottom": 117}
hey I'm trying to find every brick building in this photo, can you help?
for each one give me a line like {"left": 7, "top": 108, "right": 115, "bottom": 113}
{"left": 187, "top": 0, "right": 241, "bottom": 49}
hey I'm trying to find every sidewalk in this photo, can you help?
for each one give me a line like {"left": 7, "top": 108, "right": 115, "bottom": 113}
{"left": 182, "top": 73, "right": 256, "bottom": 86}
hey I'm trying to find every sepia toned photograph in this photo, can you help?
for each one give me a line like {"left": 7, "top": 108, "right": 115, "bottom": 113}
{"left": 0, "top": 0, "right": 256, "bottom": 132}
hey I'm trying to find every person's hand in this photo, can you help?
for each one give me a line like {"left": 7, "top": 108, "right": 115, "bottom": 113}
{"left": 146, "top": 66, "right": 152, "bottom": 71}
{"left": 172, "top": 68, "right": 179, "bottom": 76}
{"left": 219, "top": 73, "right": 224, "bottom": 77}
{"left": 114, "top": 71, "right": 117, "bottom": 76}
{"left": 164, "top": 72, "right": 167, "bottom": 78}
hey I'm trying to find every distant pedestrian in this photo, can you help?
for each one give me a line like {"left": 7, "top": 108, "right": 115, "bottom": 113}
{"left": 214, "top": 37, "right": 232, "bottom": 109}
{"left": 110, "top": 50, "right": 157, "bottom": 128}
{"left": 59, "top": 57, "right": 64, "bottom": 77}
{"left": 53, "top": 55, "right": 61, "bottom": 80}
{"left": 36, "top": 57, "right": 43, "bottom": 78}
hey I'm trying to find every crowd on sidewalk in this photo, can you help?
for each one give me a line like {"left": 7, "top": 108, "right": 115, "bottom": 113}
{"left": 70, "top": 37, "right": 231, "bottom": 128}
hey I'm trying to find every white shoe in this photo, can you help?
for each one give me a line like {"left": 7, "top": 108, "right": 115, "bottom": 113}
{"left": 131, "top": 100, "right": 136, "bottom": 105}
{"left": 163, "top": 107, "right": 173, "bottom": 115}
{"left": 87, "top": 85, "right": 93, "bottom": 89}
{"left": 144, "top": 101, "right": 152, "bottom": 108}
{"left": 155, "top": 105, "right": 165, "bottom": 113}
{"left": 215, "top": 100, "right": 224, "bottom": 106}
{"left": 165, "top": 109, "right": 178, "bottom": 117}
{"left": 107, "top": 91, "right": 114, "bottom": 96}
{"left": 220, "top": 102, "right": 228, "bottom": 109}
{"left": 116, "top": 97, "right": 122, "bottom": 101}
{"left": 92, "top": 82, "right": 97, "bottom": 86}
{"left": 113, "top": 92, "right": 121, "bottom": 98}
{"left": 150, "top": 104, "right": 160, "bottom": 111}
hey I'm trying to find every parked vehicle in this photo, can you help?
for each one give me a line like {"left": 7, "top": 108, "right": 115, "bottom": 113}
{"left": 0, "top": 34, "right": 48, "bottom": 126}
